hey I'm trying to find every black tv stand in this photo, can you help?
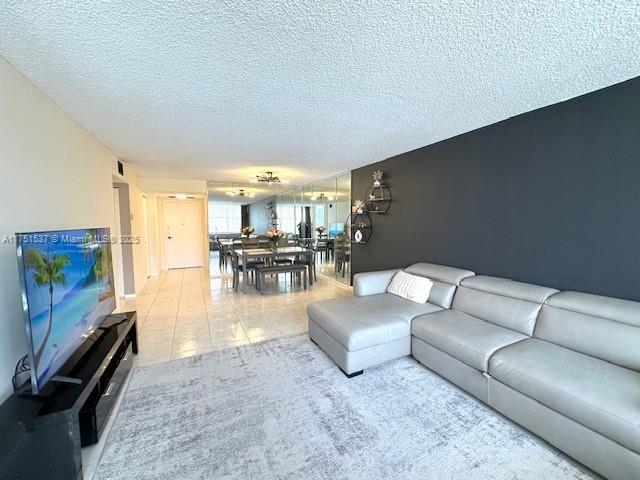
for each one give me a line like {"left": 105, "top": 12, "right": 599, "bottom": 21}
{"left": 0, "top": 311, "right": 138, "bottom": 480}
{"left": 51, "top": 375, "right": 84, "bottom": 385}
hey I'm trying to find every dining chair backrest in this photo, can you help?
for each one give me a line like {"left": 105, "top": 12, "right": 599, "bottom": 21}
{"left": 336, "top": 237, "right": 350, "bottom": 254}
{"left": 241, "top": 238, "right": 261, "bottom": 249}
{"left": 229, "top": 243, "right": 240, "bottom": 268}
{"left": 277, "top": 237, "right": 289, "bottom": 247}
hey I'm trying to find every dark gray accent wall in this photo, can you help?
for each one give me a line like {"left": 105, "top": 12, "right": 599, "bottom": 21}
{"left": 248, "top": 195, "right": 277, "bottom": 235}
{"left": 351, "top": 76, "right": 640, "bottom": 301}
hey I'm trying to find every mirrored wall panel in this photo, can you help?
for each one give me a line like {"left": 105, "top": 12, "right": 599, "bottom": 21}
{"left": 274, "top": 172, "right": 351, "bottom": 285}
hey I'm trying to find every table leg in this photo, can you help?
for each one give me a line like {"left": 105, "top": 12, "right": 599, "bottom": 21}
{"left": 308, "top": 253, "right": 314, "bottom": 286}
{"left": 242, "top": 255, "right": 248, "bottom": 293}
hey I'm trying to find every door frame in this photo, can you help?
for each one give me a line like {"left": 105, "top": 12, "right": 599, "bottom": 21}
{"left": 141, "top": 195, "right": 151, "bottom": 278}
{"left": 112, "top": 187, "right": 125, "bottom": 304}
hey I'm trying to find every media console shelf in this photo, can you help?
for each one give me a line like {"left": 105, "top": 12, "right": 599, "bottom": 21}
{"left": 0, "top": 311, "right": 138, "bottom": 480}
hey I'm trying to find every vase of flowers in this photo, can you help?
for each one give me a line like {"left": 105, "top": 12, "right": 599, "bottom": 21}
{"left": 266, "top": 227, "right": 285, "bottom": 251}
{"left": 241, "top": 226, "right": 255, "bottom": 237}
{"left": 315, "top": 226, "right": 326, "bottom": 237}
{"left": 353, "top": 199, "right": 366, "bottom": 214}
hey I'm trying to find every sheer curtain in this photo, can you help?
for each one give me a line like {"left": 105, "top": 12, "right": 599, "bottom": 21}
{"left": 277, "top": 203, "right": 297, "bottom": 234}
{"left": 208, "top": 201, "right": 241, "bottom": 233}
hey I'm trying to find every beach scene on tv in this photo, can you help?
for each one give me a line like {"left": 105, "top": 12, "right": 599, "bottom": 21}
{"left": 20, "top": 228, "right": 116, "bottom": 390}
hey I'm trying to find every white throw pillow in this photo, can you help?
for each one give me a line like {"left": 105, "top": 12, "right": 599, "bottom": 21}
{"left": 387, "top": 271, "right": 433, "bottom": 304}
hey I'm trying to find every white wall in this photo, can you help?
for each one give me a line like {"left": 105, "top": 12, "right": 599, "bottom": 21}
{"left": 137, "top": 177, "right": 207, "bottom": 195}
{"left": 0, "top": 56, "right": 121, "bottom": 402}
{"left": 111, "top": 156, "right": 153, "bottom": 295}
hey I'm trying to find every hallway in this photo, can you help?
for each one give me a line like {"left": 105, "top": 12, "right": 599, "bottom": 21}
{"left": 118, "top": 255, "right": 351, "bottom": 366}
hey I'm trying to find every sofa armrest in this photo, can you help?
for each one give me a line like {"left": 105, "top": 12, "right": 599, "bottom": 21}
{"left": 353, "top": 269, "right": 401, "bottom": 296}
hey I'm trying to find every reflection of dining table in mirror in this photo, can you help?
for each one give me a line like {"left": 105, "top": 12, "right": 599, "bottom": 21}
{"left": 297, "top": 237, "right": 336, "bottom": 261}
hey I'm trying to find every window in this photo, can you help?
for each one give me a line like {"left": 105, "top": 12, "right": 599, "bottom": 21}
{"left": 208, "top": 201, "right": 241, "bottom": 234}
{"left": 277, "top": 203, "right": 297, "bottom": 234}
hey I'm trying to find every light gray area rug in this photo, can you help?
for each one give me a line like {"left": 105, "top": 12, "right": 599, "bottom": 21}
{"left": 94, "top": 335, "right": 592, "bottom": 480}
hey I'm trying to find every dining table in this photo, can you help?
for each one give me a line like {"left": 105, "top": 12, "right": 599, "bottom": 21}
{"left": 233, "top": 246, "right": 315, "bottom": 293}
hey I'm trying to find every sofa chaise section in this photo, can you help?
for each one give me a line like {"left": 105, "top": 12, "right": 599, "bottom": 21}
{"left": 307, "top": 263, "right": 474, "bottom": 376}
{"left": 411, "top": 275, "right": 558, "bottom": 401}
{"left": 488, "top": 291, "right": 640, "bottom": 480}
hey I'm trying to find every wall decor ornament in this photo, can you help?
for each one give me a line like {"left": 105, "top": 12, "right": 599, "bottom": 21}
{"left": 365, "top": 170, "right": 392, "bottom": 214}
{"left": 372, "top": 170, "right": 383, "bottom": 187}
{"left": 346, "top": 211, "right": 372, "bottom": 244}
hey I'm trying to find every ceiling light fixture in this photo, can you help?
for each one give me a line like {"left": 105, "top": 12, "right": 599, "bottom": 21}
{"left": 311, "top": 193, "right": 332, "bottom": 201}
{"left": 253, "top": 171, "right": 285, "bottom": 184}
{"left": 226, "top": 188, "right": 255, "bottom": 198}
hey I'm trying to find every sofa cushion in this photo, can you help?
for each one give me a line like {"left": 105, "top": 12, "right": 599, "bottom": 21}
{"left": 411, "top": 310, "right": 527, "bottom": 372}
{"left": 387, "top": 271, "right": 433, "bottom": 303}
{"left": 535, "top": 291, "right": 640, "bottom": 372}
{"left": 452, "top": 276, "right": 558, "bottom": 336}
{"left": 307, "top": 293, "right": 441, "bottom": 352}
{"left": 489, "top": 339, "right": 640, "bottom": 455}
{"left": 404, "top": 263, "right": 475, "bottom": 308}
{"left": 353, "top": 269, "right": 401, "bottom": 296}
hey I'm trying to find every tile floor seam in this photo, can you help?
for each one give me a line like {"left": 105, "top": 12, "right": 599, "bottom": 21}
{"left": 138, "top": 271, "right": 168, "bottom": 328}
{"left": 199, "top": 265, "right": 216, "bottom": 349}
{"left": 168, "top": 269, "right": 185, "bottom": 359}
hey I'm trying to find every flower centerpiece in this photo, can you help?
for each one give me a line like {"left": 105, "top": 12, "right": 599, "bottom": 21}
{"left": 315, "top": 226, "right": 326, "bottom": 237}
{"left": 241, "top": 226, "right": 255, "bottom": 237}
{"left": 266, "top": 227, "right": 285, "bottom": 250}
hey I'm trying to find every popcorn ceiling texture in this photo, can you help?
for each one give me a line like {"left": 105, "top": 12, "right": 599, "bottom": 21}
{"left": 1, "top": 1, "right": 639, "bottom": 183}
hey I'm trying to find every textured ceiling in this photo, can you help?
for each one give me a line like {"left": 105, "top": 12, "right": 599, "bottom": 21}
{"left": 1, "top": 1, "right": 639, "bottom": 185}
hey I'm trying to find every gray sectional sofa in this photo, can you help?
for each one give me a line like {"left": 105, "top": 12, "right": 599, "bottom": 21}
{"left": 307, "top": 262, "right": 640, "bottom": 480}
{"left": 308, "top": 263, "right": 474, "bottom": 377}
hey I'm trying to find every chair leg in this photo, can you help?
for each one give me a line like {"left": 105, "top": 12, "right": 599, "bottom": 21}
{"left": 303, "top": 270, "right": 307, "bottom": 289}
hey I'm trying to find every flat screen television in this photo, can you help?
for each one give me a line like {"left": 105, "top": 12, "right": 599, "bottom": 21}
{"left": 16, "top": 228, "right": 116, "bottom": 394}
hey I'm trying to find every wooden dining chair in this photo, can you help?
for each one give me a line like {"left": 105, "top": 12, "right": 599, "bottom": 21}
{"left": 230, "top": 244, "right": 264, "bottom": 291}
{"left": 315, "top": 237, "right": 329, "bottom": 263}
{"left": 295, "top": 237, "right": 317, "bottom": 282}
{"left": 274, "top": 238, "right": 293, "bottom": 266}
{"left": 216, "top": 237, "right": 230, "bottom": 271}
{"left": 334, "top": 236, "right": 351, "bottom": 277}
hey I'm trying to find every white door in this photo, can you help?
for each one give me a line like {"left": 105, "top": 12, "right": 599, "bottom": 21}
{"left": 164, "top": 199, "right": 203, "bottom": 269}
{"left": 112, "top": 188, "right": 125, "bottom": 302}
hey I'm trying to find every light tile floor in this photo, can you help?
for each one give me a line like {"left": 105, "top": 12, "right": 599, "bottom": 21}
{"left": 82, "top": 253, "right": 351, "bottom": 478}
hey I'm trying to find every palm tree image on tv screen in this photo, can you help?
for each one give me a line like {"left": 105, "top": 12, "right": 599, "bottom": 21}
{"left": 19, "top": 228, "right": 116, "bottom": 392}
